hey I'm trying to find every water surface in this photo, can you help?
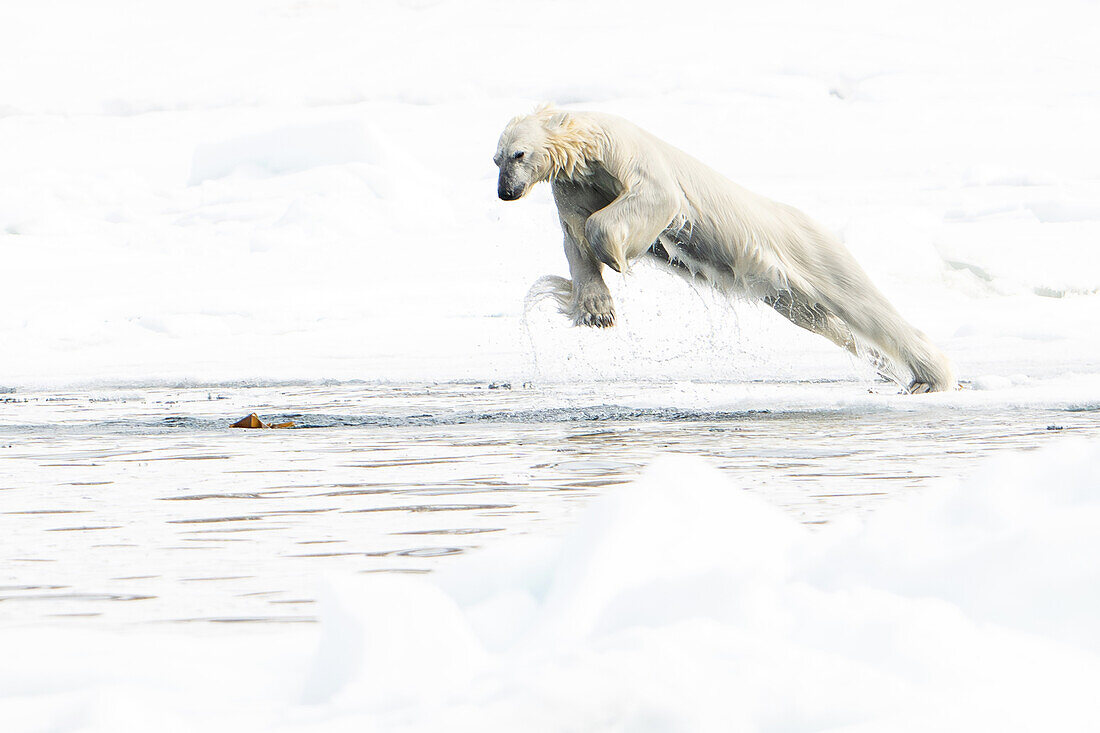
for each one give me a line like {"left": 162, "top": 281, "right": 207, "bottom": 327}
{"left": 1, "top": 381, "right": 1094, "bottom": 625}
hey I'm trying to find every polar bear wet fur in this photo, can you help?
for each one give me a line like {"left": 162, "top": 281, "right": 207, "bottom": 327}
{"left": 494, "top": 105, "right": 956, "bottom": 393}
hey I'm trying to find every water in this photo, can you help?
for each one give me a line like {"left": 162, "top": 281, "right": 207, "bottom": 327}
{"left": 1, "top": 381, "right": 1095, "bottom": 626}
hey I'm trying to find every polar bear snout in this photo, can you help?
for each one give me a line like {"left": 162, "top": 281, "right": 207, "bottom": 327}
{"left": 497, "top": 170, "right": 527, "bottom": 201}
{"left": 498, "top": 181, "right": 526, "bottom": 201}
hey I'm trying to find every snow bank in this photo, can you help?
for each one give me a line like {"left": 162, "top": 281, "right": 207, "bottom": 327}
{"left": 2, "top": 0, "right": 1099, "bottom": 388}
{"left": 5, "top": 440, "right": 1099, "bottom": 732}
{"left": 188, "top": 121, "right": 382, "bottom": 185}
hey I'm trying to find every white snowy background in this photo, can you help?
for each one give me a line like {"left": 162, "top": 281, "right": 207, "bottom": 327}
{"left": 2, "top": 0, "right": 1100, "bottom": 730}
{"left": 2, "top": 0, "right": 1098, "bottom": 387}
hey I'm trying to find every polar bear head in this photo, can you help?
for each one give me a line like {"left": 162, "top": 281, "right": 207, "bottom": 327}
{"left": 494, "top": 104, "right": 597, "bottom": 201}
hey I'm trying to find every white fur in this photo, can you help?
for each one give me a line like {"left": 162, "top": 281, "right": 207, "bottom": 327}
{"left": 495, "top": 106, "right": 956, "bottom": 393}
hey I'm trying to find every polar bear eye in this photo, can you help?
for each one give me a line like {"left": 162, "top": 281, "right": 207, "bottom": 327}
{"left": 512, "top": 151, "right": 525, "bottom": 160}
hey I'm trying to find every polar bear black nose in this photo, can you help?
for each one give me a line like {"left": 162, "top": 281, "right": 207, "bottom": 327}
{"left": 498, "top": 177, "right": 525, "bottom": 201}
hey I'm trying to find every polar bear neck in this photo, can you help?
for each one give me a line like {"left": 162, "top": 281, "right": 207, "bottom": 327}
{"left": 542, "top": 114, "right": 607, "bottom": 181}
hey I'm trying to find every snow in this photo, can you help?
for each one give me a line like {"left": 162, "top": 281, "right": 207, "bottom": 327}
{"left": 4, "top": 440, "right": 1100, "bottom": 731}
{"left": 2, "top": 0, "right": 1100, "bottom": 729}
{"left": 1, "top": 0, "right": 1098, "bottom": 389}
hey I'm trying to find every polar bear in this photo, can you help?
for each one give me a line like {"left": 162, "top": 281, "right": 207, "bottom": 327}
{"left": 494, "top": 105, "right": 956, "bottom": 393}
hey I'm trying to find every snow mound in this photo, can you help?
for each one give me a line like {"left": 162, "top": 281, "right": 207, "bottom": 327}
{"left": 6, "top": 441, "right": 1100, "bottom": 732}
{"left": 189, "top": 121, "right": 381, "bottom": 184}
{"left": 308, "top": 442, "right": 1100, "bottom": 731}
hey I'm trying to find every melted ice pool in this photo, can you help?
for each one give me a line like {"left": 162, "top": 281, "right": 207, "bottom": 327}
{"left": 1, "top": 381, "right": 1096, "bottom": 626}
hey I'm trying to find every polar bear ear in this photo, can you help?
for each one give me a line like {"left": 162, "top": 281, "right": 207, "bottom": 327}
{"left": 533, "top": 102, "right": 570, "bottom": 131}
{"left": 543, "top": 111, "right": 571, "bottom": 130}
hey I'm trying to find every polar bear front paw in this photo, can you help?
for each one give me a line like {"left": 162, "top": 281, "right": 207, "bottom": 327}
{"left": 573, "top": 289, "right": 616, "bottom": 328}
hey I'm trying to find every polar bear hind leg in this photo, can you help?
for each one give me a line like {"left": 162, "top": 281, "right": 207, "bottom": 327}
{"left": 763, "top": 288, "right": 898, "bottom": 384}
